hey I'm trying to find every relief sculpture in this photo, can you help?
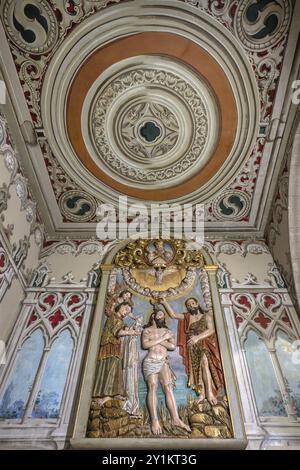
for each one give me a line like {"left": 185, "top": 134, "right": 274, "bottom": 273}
{"left": 87, "top": 240, "right": 233, "bottom": 440}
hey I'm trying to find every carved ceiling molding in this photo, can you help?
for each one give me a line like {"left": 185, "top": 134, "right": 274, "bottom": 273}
{"left": 42, "top": 2, "right": 258, "bottom": 207}
{"left": 183, "top": 0, "right": 293, "bottom": 225}
{"left": 204, "top": 239, "right": 270, "bottom": 257}
{"left": 234, "top": 0, "right": 291, "bottom": 52}
{"left": 0, "top": 0, "right": 294, "bottom": 234}
{"left": 40, "top": 238, "right": 114, "bottom": 258}
{"left": 83, "top": 57, "right": 217, "bottom": 189}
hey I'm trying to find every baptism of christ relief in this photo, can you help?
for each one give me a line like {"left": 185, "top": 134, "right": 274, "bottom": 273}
{"left": 86, "top": 240, "right": 233, "bottom": 440}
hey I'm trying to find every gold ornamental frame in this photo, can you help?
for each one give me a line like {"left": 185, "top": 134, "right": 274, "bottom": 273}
{"left": 70, "top": 239, "right": 247, "bottom": 450}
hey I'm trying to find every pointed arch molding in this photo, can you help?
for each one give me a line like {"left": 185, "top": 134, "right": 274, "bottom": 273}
{"left": 0, "top": 264, "right": 98, "bottom": 448}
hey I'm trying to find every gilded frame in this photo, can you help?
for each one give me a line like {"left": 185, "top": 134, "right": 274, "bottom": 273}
{"left": 70, "top": 240, "right": 247, "bottom": 449}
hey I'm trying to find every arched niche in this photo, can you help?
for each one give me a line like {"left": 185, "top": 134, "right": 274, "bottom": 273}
{"left": 70, "top": 238, "right": 246, "bottom": 449}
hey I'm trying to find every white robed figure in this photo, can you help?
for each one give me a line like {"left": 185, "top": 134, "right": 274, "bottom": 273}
{"left": 121, "top": 316, "right": 142, "bottom": 416}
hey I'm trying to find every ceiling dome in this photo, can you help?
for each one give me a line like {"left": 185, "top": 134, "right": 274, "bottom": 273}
{"left": 83, "top": 54, "right": 219, "bottom": 190}
{"left": 3, "top": 0, "right": 293, "bottom": 233}
{"left": 42, "top": 1, "right": 259, "bottom": 205}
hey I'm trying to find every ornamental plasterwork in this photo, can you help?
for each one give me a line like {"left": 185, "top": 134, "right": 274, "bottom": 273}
{"left": 266, "top": 113, "right": 300, "bottom": 308}
{"left": 40, "top": 239, "right": 114, "bottom": 258}
{"left": 43, "top": 2, "right": 258, "bottom": 214}
{"left": 88, "top": 63, "right": 212, "bottom": 187}
{"left": 109, "top": 239, "right": 209, "bottom": 307}
{"left": 234, "top": 0, "right": 291, "bottom": 52}
{"left": 0, "top": 241, "right": 16, "bottom": 301}
{"left": 267, "top": 141, "right": 292, "bottom": 247}
{"left": 120, "top": 102, "right": 179, "bottom": 160}
{"left": 41, "top": 141, "right": 99, "bottom": 223}
{"left": 1, "top": 0, "right": 125, "bottom": 126}
{"left": 114, "top": 238, "right": 205, "bottom": 269}
{"left": 0, "top": 114, "right": 44, "bottom": 239}
{"left": 41, "top": 141, "right": 78, "bottom": 198}
{"left": 186, "top": 0, "right": 292, "bottom": 222}
{"left": 204, "top": 239, "right": 270, "bottom": 257}
{"left": 231, "top": 291, "right": 297, "bottom": 344}
{"left": 39, "top": 238, "right": 272, "bottom": 266}
{"left": 204, "top": 239, "right": 279, "bottom": 289}
{"left": 2, "top": 0, "right": 59, "bottom": 54}
{"left": 121, "top": 265, "right": 198, "bottom": 300}
{"left": 211, "top": 190, "right": 251, "bottom": 222}
{"left": 191, "top": 0, "right": 290, "bottom": 122}
{"left": 0, "top": 0, "right": 294, "bottom": 229}
{"left": 59, "top": 190, "right": 97, "bottom": 223}
{"left": 231, "top": 273, "right": 273, "bottom": 288}
{"left": 0, "top": 184, "right": 9, "bottom": 214}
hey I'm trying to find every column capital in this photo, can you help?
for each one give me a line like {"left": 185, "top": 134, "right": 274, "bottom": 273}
{"left": 204, "top": 265, "right": 219, "bottom": 274}
{"left": 100, "top": 264, "right": 115, "bottom": 272}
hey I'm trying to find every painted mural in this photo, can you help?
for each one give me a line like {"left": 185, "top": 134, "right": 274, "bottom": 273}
{"left": 0, "top": 328, "right": 74, "bottom": 421}
{"left": 87, "top": 240, "right": 233, "bottom": 439}
{"left": 0, "top": 290, "right": 85, "bottom": 422}
{"left": 244, "top": 330, "right": 287, "bottom": 417}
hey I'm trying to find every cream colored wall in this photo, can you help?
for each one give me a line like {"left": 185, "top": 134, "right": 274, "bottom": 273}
{"left": 2, "top": 185, "right": 29, "bottom": 248}
{"left": 41, "top": 251, "right": 100, "bottom": 283}
{"left": 22, "top": 232, "right": 41, "bottom": 279}
{"left": 217, "top": 251, "right": 275, "bottom": 284}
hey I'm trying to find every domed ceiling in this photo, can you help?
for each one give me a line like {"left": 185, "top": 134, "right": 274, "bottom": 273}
{"left": 0, "top": 0, "right": 297, "bottom": 237}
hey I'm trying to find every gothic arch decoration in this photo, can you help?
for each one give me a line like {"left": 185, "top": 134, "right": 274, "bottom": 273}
{"left": 231, "top": 292, "right": 297, "bottom": 344}
{"left": 0, "top": 262, "right": 99, "bottom": 447}
{"left": 0, "top": 291, "right": 84, "bottom": 421}
{"left": 233, "top": 291, "right": 300, "bottom": 421}
{"left": 218, "top": 259, "right": 300, "bottom": 426}
{"left": 71, "top": 238, "right": 245, "bottom": 449}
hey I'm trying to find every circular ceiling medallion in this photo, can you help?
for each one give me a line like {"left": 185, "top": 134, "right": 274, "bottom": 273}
{"left": 3, "top": 0, "right": 58, "bottom": 54}
{"left": 234, "top": 0, "right": 291, "bottom": 51}
{"left": 82, "top": 56, "right": 218, "bottom": 189}
{"left": 59, "top": 190, "right": 97, "bottom": 222}
{"left": 42, "top": 1, "right": 260, "bottom": 204}
{"left": 106, "top": 96, "right": 182, "bottom": 164}
{"left": 212, "top": 190, "right": 251, "bottom": 221}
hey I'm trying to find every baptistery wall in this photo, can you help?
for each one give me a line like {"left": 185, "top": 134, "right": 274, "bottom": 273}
{"left": 0, "top": 0, "right": 299, "bottom": 451}
{"left": 0, "top": 236, "right": 299, "bottom": 450}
